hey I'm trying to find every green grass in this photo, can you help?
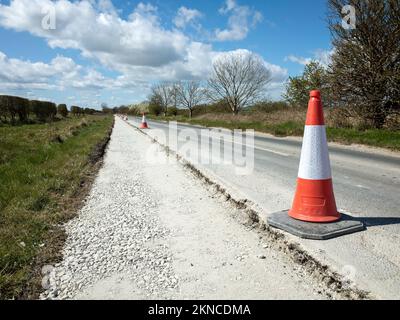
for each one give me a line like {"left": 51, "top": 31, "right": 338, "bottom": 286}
{"left": 326, "top": 127, "right": 400, "bottom": 150}
{"left": 148, "top": 115, "right": 400, "bottom": 151}
{"left": 0, "top": 115, "right": 114, "bottom": 299}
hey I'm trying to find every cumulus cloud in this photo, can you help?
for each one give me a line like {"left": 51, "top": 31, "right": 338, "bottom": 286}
{"left": 285, "top": 55, "right": 312, "bottom": 66}
{"left": 215, "top": 0, "right": 263, "bottom": 41}
{"left": 0, "top": 50, "right": 149, "bottom": 92}
{"left": 218, "top": 0, "right": 237, "bottom": 14}
{"left": 0, "top": 0, "right": 187, "bottom": 69}
{"left": 0, "top": 51, "right": 80, "bottom": 90}
{"left": 285, "top": 49, "right": 334, "bottom": 67}
{"left": 0, "top": 0, "right": 287, "bottom": 102}
{"left": 174, "top": 6, "right": 202, "bottom": 29}
{"left": 314, "top": 49, "right": 335, "bottom": 67}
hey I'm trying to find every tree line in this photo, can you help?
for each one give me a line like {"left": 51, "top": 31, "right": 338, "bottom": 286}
{"left": 0, "top": 95, "right": 98, "bottom": 124}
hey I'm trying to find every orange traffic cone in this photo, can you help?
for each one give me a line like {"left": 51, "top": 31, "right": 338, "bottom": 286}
{"left": 139, "top": 113, "right": 149, "bottom": 129}
{"left": 267, "top": 90, "right": 364, "bottom": 240}
{"left": 289, "top": 90, "right": 340, "bottom": 223}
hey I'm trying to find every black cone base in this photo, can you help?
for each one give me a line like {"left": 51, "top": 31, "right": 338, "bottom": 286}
{"left": 266, "top": 210, "right": 365, "bottom": 240}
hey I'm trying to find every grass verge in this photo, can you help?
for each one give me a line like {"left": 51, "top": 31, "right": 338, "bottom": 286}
{"left": 0, "top": 115, "right": 114, "bottom": 299}
{"left": 148, "top": 114, "right": 400, "bottom": 151}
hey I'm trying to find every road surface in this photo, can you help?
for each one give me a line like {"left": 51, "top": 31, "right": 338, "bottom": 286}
{"left": 128, "top": 116, "right": 400, "bottom": 299}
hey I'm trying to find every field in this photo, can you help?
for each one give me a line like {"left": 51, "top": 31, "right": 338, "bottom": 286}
{"left": 0, "top": 115, "right": 114, "bottom": 299}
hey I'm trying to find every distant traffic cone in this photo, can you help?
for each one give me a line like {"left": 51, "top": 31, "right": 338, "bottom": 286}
{"left": 139, "top": 113, "right": 149, "bottom": 129}
{"left": 288, "top": 90, "right": 340, "bottom": 223}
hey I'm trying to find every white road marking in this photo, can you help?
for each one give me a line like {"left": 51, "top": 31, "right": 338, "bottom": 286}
{"left": 356, "top": 184, "right": 370, "bottom": 190}
{"left": 253, "top": 145, "right": 290, "bottom": 157}
{"left": 131, "top": 118, "right": 292, "bottom": 157}
{"left": 177, "top": 132, "right": 290, "bottom": 157}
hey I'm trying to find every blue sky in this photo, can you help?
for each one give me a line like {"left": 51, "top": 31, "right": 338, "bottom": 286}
{"left": 0, "top": 0, "right": 333, "bottom": 108}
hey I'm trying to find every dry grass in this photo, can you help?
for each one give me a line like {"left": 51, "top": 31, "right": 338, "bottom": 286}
{"left": 196, "top": 108, "right": 306, "bottom": 124}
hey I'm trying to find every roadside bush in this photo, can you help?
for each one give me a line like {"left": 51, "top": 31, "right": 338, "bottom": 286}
{"left": 84, "top": 108, "right": 95, "bottom": 115}
{"left": 283, "top": 61, "right": 332, "bottom": 108}
{"left": 325, "top": 107, "right": 352, "bottom": 129}
{"left": 102, "top": 106, "right": 113, "bottom": 114}
{"left": 14, "top": 97, "right": 30, "bottom": 122}
{"left": 168, "top": 106, "right": 178, "bottom": 116}
{"left": 57, "top": 104, "right": 68, "bottom": 117}
{"left": 0, "top": 95, "right": 30, "bottom": 123}
{"left": 0, "top": 96, "right": 17, "bottom": 122}
{"left": 71, "top": 106, "right": 78, "bottom": 116}
{"left": 326, "top": 106, "right": 375, "bottom": 130}
{"left": 30, "top": 100, "right": 57, "bottom": 121}
{"left": 30, "top": 100, "right": 41, "bottom": 119}
{"left": 70, "top": 106, "right": 83, "bottom": 116}
{"left": 45, "top": 101, "right": 57, "bottom": 120}
{"left": 0, "top": 97, "right": 7, "bottom": 122}
{"left": 128, "top": 106, "right": 141, "bottom": 116}
{"left": 250, "top": 100, "right": 290, "bottom": 113}
{"left": 384, "top": 111, "right": 400, "bottom": 131}
{"left": 192, "top": 101, "right": 231, "bottom": 116}
{"left": 116, "top": 106, "right": 129, "bottom": 114}
{"left": 148, "top": 102, "right": 163, "bottom": 116}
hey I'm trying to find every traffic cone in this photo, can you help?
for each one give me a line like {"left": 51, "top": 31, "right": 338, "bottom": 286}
{"left": 139, "top": 113, "right": 149, "bottom": 129}
{"left": 267, "top": 90, "right": 364, "bottom": 239}
{"left": 289, "top": 90, "right": 340, "bottom": 222}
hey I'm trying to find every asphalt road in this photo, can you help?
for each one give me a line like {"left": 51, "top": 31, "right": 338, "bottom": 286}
{"left": 128, "top": 116, "right": 400, "bottom": 299}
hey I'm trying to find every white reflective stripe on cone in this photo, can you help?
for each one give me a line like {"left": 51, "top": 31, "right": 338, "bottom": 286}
{"left": 298, "top": 125, "right": 332, "bottom": 180}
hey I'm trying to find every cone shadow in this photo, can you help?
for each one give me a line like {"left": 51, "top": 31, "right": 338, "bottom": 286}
{"left": 345, "top": 216, "right": 400, "bottom": 228}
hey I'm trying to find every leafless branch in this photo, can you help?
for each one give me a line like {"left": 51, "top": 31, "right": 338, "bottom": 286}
{"left": 207, "top": 52, "right": 272, "bottom": 115}
{"left": 175, "top": 80, "right": 206, "bottom": 118}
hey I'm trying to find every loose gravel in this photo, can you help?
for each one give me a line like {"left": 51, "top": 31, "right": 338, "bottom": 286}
{"left": 40, "top": 119, "right": 177, "bottom": 300}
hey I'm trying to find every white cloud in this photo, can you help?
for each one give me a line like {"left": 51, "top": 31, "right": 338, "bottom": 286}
{"left": 0, "top": 0, "right": 288, "bottom": 103}
{"left": 264, "top": 61, "right": 288, "bottom": 83}
{"left": 174, "top": 6, "right": 202, "bottom": 29}
{"left": 134, "top": 2, "right": 157, "bottom": 14}
{"left": 252, "top": 11, "right": 263, "bottom": 27}
{"left": 215, "top": 0, "right": 263, "bottom": 41}
{"left": 314, "top": 49, "right": 335, "bottom": 67}
{"left": 0, "top": 51, "right": 80, "bottom": 90}
{"left": 285, "top": 49, "right": 334, "bottom": 67}
{"left": 95, "top": 0, "right": 117, "bottom": 15}
{"left": 285, "top": 55, "right": 312, "bottom": 66}
{"left": 0, "top": 0, "right": 187, "bottom": 69}
{"left": 0, "top": 50, "right": 148, "bottom": 92}
{"left": 218, "top": 0, "right": 237, "bottom": 14}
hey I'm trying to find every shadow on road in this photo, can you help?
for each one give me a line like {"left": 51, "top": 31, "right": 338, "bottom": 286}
{"left": 350, "top": 216, "right": 400, "bottom": 227}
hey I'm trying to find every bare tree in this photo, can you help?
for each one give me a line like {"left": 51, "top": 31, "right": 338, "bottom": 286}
{"left": 171, "top": 82, "right": 179, "bottom": 109}
{"left": 150, "top": 82, "right": 174, "bottom": 116}
{"left": 176, "top": 80, "right": 206, "bottom": 118}
{"left": 207, "top": 52, "right": 272, "bottom": 115}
